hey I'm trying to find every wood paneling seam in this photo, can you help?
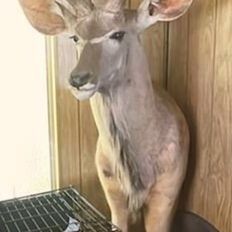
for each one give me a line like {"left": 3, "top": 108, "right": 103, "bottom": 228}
{"left": 209, "top": 0, "right": 218, "bottom": 176}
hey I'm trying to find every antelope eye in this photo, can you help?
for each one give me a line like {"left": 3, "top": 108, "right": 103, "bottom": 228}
{"left": 110, "top": 31, "right": 125, "bottom": 42}
{"left": 70, "top": 35, "right": 79, "bottom": 43}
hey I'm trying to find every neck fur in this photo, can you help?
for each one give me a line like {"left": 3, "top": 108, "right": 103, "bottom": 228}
{"left": 90, "top": 39, "right": 156, "bottom": 212}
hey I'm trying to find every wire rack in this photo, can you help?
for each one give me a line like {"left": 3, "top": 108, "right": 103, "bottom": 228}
{"left": 0, "top": 187, "right": 121, "bottom": 232}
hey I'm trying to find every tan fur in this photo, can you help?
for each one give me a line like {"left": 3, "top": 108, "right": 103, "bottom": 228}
{"left": 18, "top": 0, "right": 193, "bottom": 231}
{"left": 91, "top": 89, "right": 189, "bottom": 232}
{"left": 95, "top": 141, "right": 130, "bottom": 232}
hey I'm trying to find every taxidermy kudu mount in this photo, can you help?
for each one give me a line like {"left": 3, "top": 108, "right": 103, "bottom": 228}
{"left": 19, "top": 0, "right": 192, "bottom": 231}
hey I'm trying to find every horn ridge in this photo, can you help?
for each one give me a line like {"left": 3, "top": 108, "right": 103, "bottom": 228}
{"left": 18, "top": 0, "right": 94, "bottom": 34}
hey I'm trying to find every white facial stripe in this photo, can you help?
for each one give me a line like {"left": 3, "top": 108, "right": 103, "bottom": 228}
{"left": 74, "top": 29, "right": 120, "bottom": 57}
{"left": 89, "top": 30, "right": 115, "bottom": 44}
{"left": 74, "top": 29, "right": 122, "bottom": 46}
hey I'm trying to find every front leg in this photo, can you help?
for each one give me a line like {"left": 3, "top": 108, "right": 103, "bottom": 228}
{"left": 144, "top": 142, "right": 188, "bottom": 232}
{"left": 95, "top": 141, "right": 129, "bottom": 232}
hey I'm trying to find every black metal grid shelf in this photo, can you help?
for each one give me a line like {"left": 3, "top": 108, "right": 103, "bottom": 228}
{"left": 0, "top": 187, "right": 121, "bottom": 232}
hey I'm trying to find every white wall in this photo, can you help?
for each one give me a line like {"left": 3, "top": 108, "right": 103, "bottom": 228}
{"left": 0, "top": 1, "right": 51, "bottom": 200}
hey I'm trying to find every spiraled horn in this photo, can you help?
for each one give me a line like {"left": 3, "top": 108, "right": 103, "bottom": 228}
{"left": 18, "top": 0, "right": 93, "bottom": 35}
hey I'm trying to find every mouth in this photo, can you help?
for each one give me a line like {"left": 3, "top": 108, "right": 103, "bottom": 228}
{"left": 68, "top": 69, "right": 120, "bottom": 100}
{"left": 68, "top": 76, "right": 98, "bottom": 100}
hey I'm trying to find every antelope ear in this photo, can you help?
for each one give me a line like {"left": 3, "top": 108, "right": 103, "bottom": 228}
{"left": 151, "top": 0, "right": 193, "bottom": 21}
{"left": 18, "top": 0, "right": 67, "bottom": 35}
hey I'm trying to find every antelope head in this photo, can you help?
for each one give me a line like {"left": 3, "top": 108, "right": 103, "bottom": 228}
{"left": 19, "top": 0, "right": 193, "bottom": 100}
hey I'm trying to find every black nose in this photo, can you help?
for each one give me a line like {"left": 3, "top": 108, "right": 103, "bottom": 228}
{"left": 69, "top": 71, "right": 92, "bottom": 88}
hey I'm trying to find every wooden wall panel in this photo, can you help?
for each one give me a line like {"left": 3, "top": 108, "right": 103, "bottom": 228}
{"left": 171, "top": 0, "right": 217, "bottom": 213}
{"left": 167, "top": 14, "right": 189, "bottom": 111}
{"left": 56, "top": 35, "right": 81, "bottom": 189}
{"left": 210, "top": 0, "right": 232, "bottom": 230}
{"left": 186, "top": 0, "right": 216, "bottom": 215}
{"left": 168, "top": 0, "right": 232, "bottom": 231}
